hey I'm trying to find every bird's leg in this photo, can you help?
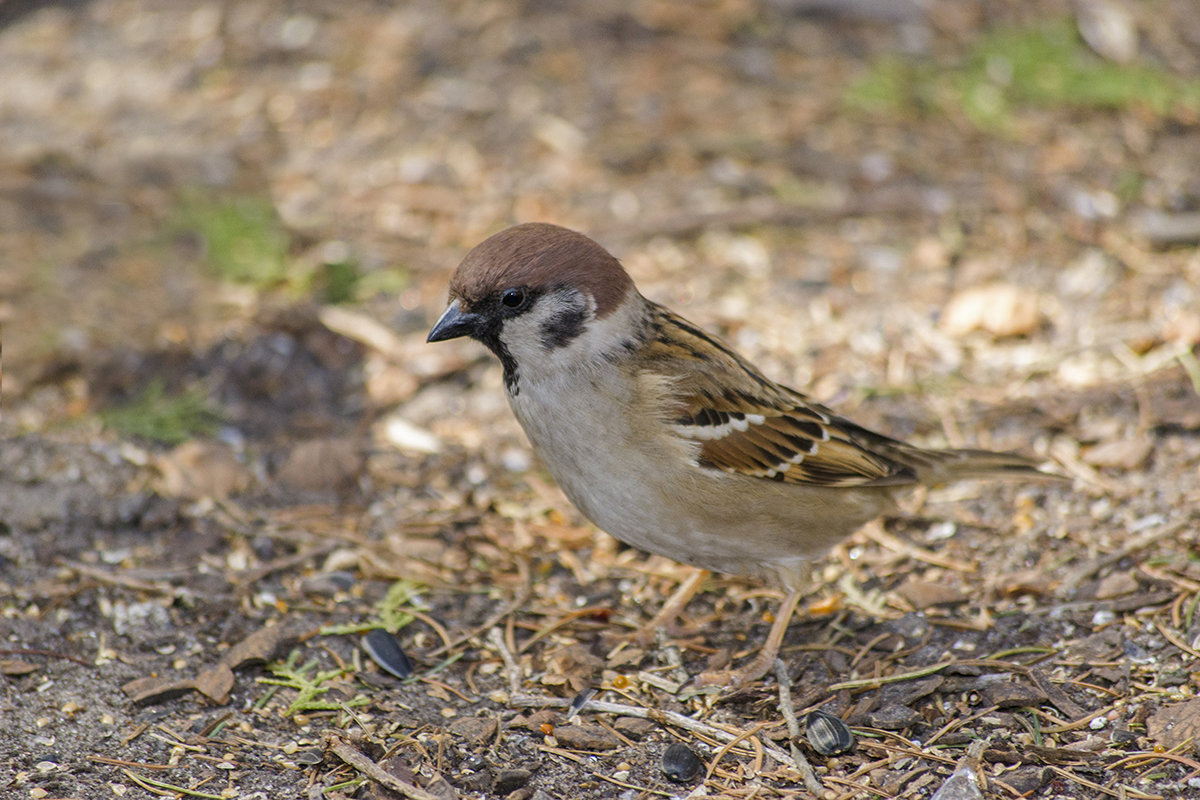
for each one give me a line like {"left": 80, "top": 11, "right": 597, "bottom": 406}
{"left": 628, "top": 568, "right": 709, "bottom": 646}
{"left": 695, "top": 587, "right": 803, "bottom": 688}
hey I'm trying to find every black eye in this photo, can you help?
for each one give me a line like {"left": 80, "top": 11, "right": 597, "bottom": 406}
{"left": 501, "top": 288, "right": 526, "bottom": 309}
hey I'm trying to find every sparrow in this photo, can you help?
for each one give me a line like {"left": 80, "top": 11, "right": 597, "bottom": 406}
{"left": 428, "top": 222, "right": 1051, "bottom": 687}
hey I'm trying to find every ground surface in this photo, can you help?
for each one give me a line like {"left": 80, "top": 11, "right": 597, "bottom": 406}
{"left": 2, "top": 1, "right": 1200, "bottom": 798}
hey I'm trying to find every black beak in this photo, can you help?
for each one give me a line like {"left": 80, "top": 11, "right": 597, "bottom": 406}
{"left": 427, "top": 300, "right": 479, "bottom": 343}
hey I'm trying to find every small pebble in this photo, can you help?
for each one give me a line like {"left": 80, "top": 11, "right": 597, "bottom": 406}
{"left": 300, "top": 571, "right": 356, "bottom": 597}
{"left": 1122, "top": 641, "right": 1151, "bottom": 662}
{"left": 660, "top": 742, "right": 703, "bottom": 783}
{"left": 806, "top": 709, "right": 855, "bottom": 756}
{"left": 363, "top": 629, "right": 414, "bottom": 679}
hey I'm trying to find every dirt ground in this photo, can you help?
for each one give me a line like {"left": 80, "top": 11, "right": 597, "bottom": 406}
{"left": 2, "top": 1, "right": 1200, "bottom": 798}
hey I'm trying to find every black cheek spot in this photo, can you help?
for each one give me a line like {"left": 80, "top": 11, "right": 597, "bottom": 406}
{"left": 539, "top": 306, "right": 587, "bottom": 349}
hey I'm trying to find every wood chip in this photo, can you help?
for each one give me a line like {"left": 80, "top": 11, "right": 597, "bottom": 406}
{"left": 222, "top": 624, "right": 301, "bottom": 669}
{"left": 194, "top": 665, "right": 236, "bottom": 703}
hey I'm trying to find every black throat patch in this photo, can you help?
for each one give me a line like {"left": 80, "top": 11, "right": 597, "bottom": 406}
{"left": 477, "top": 332, "right": 520, "bottom": 396}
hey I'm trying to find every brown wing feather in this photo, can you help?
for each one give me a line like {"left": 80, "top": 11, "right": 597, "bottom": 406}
{"left": 641, "top": 305, "right": 921, "bottom": 488}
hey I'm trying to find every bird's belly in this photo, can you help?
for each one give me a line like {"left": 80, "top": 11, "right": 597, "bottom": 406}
{"left": 508, "top": 378, "right": 888, "bottom": 587}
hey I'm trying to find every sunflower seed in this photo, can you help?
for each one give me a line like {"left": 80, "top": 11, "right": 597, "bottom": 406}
{"left": 660, "top": 741, "right": 703, "bottom": 782}
{"left": 805, "top": 709, "right": 854, "bottom": 755}
{"left": 363, "top": 629, "right": 413, "bottom": 679}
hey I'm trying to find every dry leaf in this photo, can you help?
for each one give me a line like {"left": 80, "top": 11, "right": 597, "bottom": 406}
{"left": 1148, "top": 698, "right": 1200, "bottom": 751}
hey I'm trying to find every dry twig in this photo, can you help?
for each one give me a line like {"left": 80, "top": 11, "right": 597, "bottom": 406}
{"left": 325, "top": 734, "right": 441, "bottom": 800}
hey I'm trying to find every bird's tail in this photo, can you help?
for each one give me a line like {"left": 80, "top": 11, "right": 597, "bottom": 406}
{"left": 912, "top": 447, "right": 1064, "bottom": 485}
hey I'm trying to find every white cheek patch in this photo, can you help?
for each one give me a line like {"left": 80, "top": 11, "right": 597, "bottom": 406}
{"left": 499, "top": 290, "right": 598, "bottom": 375}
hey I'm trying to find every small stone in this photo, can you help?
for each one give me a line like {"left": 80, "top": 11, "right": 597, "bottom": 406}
{"left": 450, "top": 716, "right": 498, "bottom": 745}
{"left": 660, "top": 742, "right": 703, "bottom": 783}
{"left": 1133, "top": 210, "right": 1200, "bottom": 246}
{"left": 300, "top": 571, "right": 355, "bottom": 597}
{"left": 612, "top": 717, "right": 655, "bottom": 738}
{"left": 978, "top": 681, "right": 1048, "bottom": 709}
{"left": 552, "top": 724, "right": 620, "bottom": 751}
{"left": 1077, "top": 0, "right": 1138, "bottom": 62}
{"left": 1083, "top": 439, "right": 1153, "bottom": 470}
{"left": 494, "top": 768, "right": 532, "bottom": 793}
{"left": 866, "top": 704, "right": 921, "bottom": 731}
{"left": 1093, "top": 571, "right": 1139, "bottom": 599}
{"left": 1002, "top": 766, "right": 1048, "bottom": 794}
{"left": 942, "top": 283, "right": 1042, "bottom": 338}
{"left": 929, "top": 763, "right": 983, "bottom": 800}
{"left": 1122, "top": 640, "right": 1152, "bottom": 662}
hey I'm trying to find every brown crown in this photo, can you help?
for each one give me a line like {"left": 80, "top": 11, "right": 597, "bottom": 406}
{"left": 450, "top": 223, "right": 634, "bottom": 317}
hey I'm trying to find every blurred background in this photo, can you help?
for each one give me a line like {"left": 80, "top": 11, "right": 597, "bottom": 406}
{"left": 3, "top": 0, "right": 1198, "bottom": 436}
{"left": 2, "top": 1, "right": 1200, "bottom": 797}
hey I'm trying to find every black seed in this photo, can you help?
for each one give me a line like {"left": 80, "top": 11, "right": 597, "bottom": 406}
{"left": 805, "top": 709, "right": 855, "bottom": 756}
{"left": 660, "top": 742, "right": 703, "bottom": 782}
{"left": 568, "top": 686, "right": 597, "bottom": 720}
{"left": 363, "top": 629, "right": 413, "bottom": 679}
{"left": 294, "top": 748, "right": 325, "bottom": 766}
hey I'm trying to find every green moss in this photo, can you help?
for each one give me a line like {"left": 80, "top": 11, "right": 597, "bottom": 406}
{"left": 845, "top": 20, "right": 1200, "bottom": 128}
{"left": 176, "top": 191, "right": 291, "bottom": 287}
{"left": 99, "top": 379, "right": 220, "bottom": 445}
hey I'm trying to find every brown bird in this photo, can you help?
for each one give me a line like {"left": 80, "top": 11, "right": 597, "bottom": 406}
{"left": 428, "top": 223, "right": 1054, "bottom": 687}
